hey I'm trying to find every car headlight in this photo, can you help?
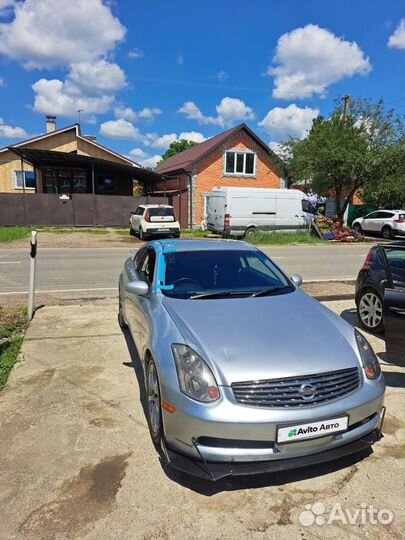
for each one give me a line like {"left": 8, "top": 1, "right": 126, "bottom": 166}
{"left": 172, "top": 344, "right": 220, "bottom": 402}
{"left": 355, "top": 330, "right": 381, "bottom": 379}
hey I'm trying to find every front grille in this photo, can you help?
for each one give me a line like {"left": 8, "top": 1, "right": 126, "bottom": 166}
{"left": 231, "top": 367, "right": 361, "bottom": 408}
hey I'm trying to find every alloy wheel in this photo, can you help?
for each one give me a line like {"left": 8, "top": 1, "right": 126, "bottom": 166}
{"left": 147, "top": 361, "right": 161, "bottom": 440}
{"left": 359, "top": 292, "right": 383, "bottom": 329}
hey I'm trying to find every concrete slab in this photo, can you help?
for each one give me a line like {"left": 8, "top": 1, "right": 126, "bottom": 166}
{"left": 0, "top": 299, "right": 403, "bottom": 540}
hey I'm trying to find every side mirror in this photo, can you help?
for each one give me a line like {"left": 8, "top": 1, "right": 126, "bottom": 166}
{"left": 125, "top": 280, "right": 149, "bottom": 296}
{"left": 290, "top": 274, "right": 303, "bottom": 288}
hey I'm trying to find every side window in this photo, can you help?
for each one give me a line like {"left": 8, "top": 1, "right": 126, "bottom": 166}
{"left": 134, "top": 248, "right": 147, "bottom": 271}
{"left": 139, "top": 249, "right": 156, "bottom": 284}
{"left": 385, "top": 249, "right": 405, "bottom": 286}
{"left": 380, "top": 212, "right": 394, "bottom": 219}
{"left": 366, "top": 212, "right": 379, "bottom": 219}
{"left": 135, "top": 207, "right": 144, "bottom": 216}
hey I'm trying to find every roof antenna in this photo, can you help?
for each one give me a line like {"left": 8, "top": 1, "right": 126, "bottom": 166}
{"left": 77, "top": 109, "right": 84, "bottom": 125}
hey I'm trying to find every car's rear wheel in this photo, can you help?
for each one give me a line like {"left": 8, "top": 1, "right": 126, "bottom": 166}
{"left": 139, "top": 227, "right": 146, "bottom": 241}
{"left": 357, "top": 288, "right": 384, "bottom": 333}
{"left": 244, "top": 227, "right": 257, "bottom": 239}
{"left": 146, "top": 357, "right": 163, "bottom": 444}
{"left": 353, "top": 223, "right": 362, "bottom": 234}
{"left": 382, "top": 226, "right": 392, "bottom": 240}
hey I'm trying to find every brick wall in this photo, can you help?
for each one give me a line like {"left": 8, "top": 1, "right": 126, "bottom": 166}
{"left": 194, "top": 131, "right": 281, "bottom": 225}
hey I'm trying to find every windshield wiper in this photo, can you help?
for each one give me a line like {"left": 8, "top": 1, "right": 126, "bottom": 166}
{"left": 250, "top": 285, "right": 293, "bottom": 298}
{"left": 190, "top": 290, "right": 254, "bottom": 300}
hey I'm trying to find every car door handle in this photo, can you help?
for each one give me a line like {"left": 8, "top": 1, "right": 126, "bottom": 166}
{"left": 388, "top": 306, "right": 405, "bottom": 316}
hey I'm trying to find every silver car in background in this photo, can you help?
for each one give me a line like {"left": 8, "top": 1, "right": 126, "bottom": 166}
{"left": 119, "top": 240, "right": 385, "bottom": 481}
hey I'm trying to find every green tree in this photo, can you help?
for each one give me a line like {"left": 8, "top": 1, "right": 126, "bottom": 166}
{"left": 157, "top": 139, "right": 197, "bottom": 166}
{"left": 284, "top": 98, "right": 404, "bottom": 220}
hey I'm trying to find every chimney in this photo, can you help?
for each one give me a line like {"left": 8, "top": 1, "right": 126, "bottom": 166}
{"left": 46, "top": 115, "right": 56, "bottom": 133}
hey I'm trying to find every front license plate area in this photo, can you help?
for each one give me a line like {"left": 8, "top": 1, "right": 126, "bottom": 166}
{"left": 277, "top": 415, "right": 349, "bottom": 444}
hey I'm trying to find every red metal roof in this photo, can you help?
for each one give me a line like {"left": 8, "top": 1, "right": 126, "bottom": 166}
{"left": 155, "top": 123, "right": 277, "bottom": 175}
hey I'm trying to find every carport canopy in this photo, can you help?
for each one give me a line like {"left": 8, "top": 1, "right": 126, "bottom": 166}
{"left": 8, "top": 146, "right": 167, "bottom": 187}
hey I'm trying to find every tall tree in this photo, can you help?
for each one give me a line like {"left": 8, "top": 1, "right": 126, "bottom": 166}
{"left": 284, "top": 98, "right": 404, "bottom": 220}
{"left": 157, "top": 139, "right": 197, "bottom": 166}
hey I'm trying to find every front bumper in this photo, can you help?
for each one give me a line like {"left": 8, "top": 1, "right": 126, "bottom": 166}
{"left": 163, "top": 427, "right": 382, "bottom": 481}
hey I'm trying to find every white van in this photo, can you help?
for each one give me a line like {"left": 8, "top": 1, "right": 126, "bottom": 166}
{"left": 205, "top": 187, "right": 316, "bottom": 238}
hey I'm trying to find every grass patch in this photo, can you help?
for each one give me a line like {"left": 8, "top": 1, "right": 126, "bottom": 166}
{"left": 180, "top": 229, "right": 213, "bottom": 238}
{"left": 0, "top": 306, "right": 27, "bottom": 389}
{"left": 0, "top": 337, "right": 23, "bottom": 389}
{"left": 116, "top": 229, "right": 130, "bottom": 236}
{"left": 245, "top": 231, "right": 325, "bottom": 245}
{"left": 0, "top": 227, "right": 31, "bottom": 243}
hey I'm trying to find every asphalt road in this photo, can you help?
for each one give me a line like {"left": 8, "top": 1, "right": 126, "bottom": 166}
{"left": 0, "top": 244, "right": 372, "bottom": 295}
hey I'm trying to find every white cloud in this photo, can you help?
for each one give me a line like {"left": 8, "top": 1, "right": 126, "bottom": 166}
{"left": 0, "top": 117, "right": 27, "bottom": 138}
{"left": 128, "top": 48, "right": 144, "bottom": 59}
{"left": 269, "top": 24, "right": 371, "bottom": 99}
{"left": 259, "top": 104, "right": 319, "bottom": 142}
{"left": 0, "top": 0, "right": 126, "bottom": 69}
{"left": 138, "top": 155, "right": 161, "bottom": 169}
{"left": 178, "top": 131, "right": 206, "bottom": 143}
{"left": 114, "top": 106, "right": 162, "bottom": 123}
{"left": 178, "top": 97, "right": 255, "bottom": 127}
{"left": 99, "top": 118, "right": 141, "bottom": 139}
{"left": 129, "top": 147, "right": 161, "bottom": 168}
{"left": 177, "top": 53, "right": 184, "bottom": 65}
{"left": 129, "top": 148, "right": 148, "bottom": 159}
{"left": 32, "top": 59, "right": 126, "bottom": 121}
{"left": 388, "top": 19, "right": 405, "bottom": 49}
{"left": 0, "top": 77, "right": 4, "bottom": 86}
{"left": 68, "top": 60, "right": 126, "bottom": 94}
{"left": 101, "top": 119, "right": 205, "bottom": 148}
{"left": 216, "top": 70, "right": 228, "bottom": 82}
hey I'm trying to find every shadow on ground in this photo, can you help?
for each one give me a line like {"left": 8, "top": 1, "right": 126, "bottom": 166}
{"left": 120, "top": 322, "right": 374, "bottom": 496}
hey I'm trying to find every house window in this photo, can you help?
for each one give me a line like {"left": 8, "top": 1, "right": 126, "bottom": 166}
{"left": 224, "top": 151, "right": 256, "bottom": 176}
{"left": 14, "top": 170, "right": 36, "bottom": 189}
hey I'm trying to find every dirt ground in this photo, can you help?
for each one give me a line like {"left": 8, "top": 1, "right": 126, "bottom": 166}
{"left": 0, "top": 299, "right": 403, "bottom": 540}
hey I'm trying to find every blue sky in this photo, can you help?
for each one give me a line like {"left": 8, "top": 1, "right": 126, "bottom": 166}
{"left": 0, "top": 0, "right": 404, "bottom": 167}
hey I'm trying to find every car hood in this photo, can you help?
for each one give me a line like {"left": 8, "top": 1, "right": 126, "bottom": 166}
{"left": 162, "top": 291, "right": 361, "bottom": 386}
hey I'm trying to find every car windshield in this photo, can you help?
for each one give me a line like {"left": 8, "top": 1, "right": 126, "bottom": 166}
{"left": 161, "top": 249, "right": 293, "bottom": 299}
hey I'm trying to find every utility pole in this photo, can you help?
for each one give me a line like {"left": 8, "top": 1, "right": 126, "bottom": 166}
{"left": 77, "top": 109, "right": 84, "bottom": 125}
{"left": 342, "top": 95, "right": 351, "bottom": 119}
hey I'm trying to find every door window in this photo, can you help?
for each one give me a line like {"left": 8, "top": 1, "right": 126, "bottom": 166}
{"left": 385, "top": 249, "right": 405, "bottom": 287}
{"left": 139, "top": 249, "right": 156, "bottom": 284}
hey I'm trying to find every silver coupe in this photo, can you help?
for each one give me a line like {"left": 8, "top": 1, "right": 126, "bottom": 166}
{"left": 118, "top": 240, "right": 385, "bottom": 480}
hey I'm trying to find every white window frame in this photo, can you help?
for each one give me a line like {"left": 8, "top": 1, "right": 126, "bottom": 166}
{"left": 223, "top": 150, "right": 257, "bottom": 177}
{"left": 14, "top": 170, "right": 36, "bottom": 190}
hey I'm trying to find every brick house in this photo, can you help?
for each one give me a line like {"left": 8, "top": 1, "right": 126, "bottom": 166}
{"left": 154, "top": 123, "right": 284, "bottom": 228}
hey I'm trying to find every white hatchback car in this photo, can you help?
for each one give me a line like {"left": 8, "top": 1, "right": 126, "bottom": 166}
{"left": 352, "top": 210, "right": 405, "bottom": 240}
{"left": 129, "top": 204, "right": 180, "bottom": 240}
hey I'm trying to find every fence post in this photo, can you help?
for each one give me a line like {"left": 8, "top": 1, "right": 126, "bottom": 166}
{"left": 28, "top": 231, "right": 37, "bottom": 321}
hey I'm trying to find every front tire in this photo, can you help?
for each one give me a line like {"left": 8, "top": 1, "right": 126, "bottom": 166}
{"left": 146, "top": 357, "right": 163, "bottom": 445}
{"left": 382, "top": 226, "right": 392, "bottom": 240}
{"left": 353, "top": 223, "right": 362, "bottom": 234}
{"left": 129, "top": 224, "right": 135, "bottom": 236}
{"left": 357, "top": 288, "right": 384, "bottom": 333}
{"left": 118, "top": 287, "right": 128, "bottom": 329}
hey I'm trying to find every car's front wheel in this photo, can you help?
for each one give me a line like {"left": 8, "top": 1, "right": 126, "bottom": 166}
{"left": 146, "top": 357, "right": 163, "bottom": 444}
{"left": 353, "top": 223, "right": 362, "bottom": 234}
{"left": 357, "top": 288, "right": 384, "bottom": 333}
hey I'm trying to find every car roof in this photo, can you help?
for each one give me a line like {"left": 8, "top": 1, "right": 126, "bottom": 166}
{"left": 150, "top": 239, "right": 258, "bottom": 253}
{"left": 137, "top": 204, "right": 173, "bottom": 209}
